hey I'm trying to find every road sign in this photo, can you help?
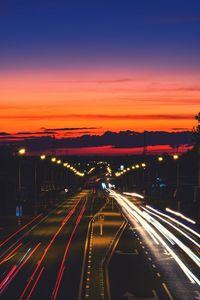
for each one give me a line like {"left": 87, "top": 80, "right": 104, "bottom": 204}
{"left": 16, "top": 205, "right": 22, "bottom": 217}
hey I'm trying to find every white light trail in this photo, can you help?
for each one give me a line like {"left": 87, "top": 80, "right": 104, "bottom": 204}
{"left": 123, "top": 192, "right": 144, "bottom": 199}
{"left": 165, "top": 208, "right": 196, "bottom": 224}
{"left": 143, "top": 207, "right": 200, "bottom": 250}
{"left": 146, "top": 206, "right": 200, "bottom": 239}
{"left": 108, "top": 189, "right": 200, "bottom": 286}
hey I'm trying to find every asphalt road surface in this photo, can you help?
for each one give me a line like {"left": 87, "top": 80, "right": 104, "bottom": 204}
{"left": 108, "top": 190, "right": 200, "bottom": 300}
{"left": 0, "top": 190, "right": 96, "bottom": 300}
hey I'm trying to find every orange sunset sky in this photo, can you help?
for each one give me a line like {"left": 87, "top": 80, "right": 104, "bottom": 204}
{"left": 1, "top": 68, "right": 199, "bottom": 136}
{"left": 1, "top": 0, "right": 200, "bottom": 154}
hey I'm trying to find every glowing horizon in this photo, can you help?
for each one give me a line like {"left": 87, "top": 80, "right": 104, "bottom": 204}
{"left": 0, "top": 68, "right": 199, "bottom": 135}
{"left": 0, "top": 1, "right": 199, "bottom": 154}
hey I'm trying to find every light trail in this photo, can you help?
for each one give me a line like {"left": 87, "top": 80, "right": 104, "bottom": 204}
{"left": 26, "top": 267, "right": 44, "bottom": 300}
{"left": 0, "top": 265, "right": 17, "bottom": 290}
{"left": 109, "top": 190, "right": 200, "bottom": 286}
{"left": 52, "top": 203, "right": 86, "bottom": 300}
{"left": 0, "top": 243, "right": 23, "bottom": 265}
{"left": 0, "top": 243, "right": 41, "bottom": 295}
{"left": 142, "top": 211, "right": 200, "bottom": 268}
{"left": 123, "top": 192, "right": 144, "bottom": 199}
{"left": 20, "top": 198, "right": 82, "bottom": 300}
{"left": 52, "top": 266, "right": 65, "bottom": 300}
{"left": 146, "top": 206, "right": 200, "bottom": 239}
{"left": 143, "top": 207, "right": 200, "bottom": 250}
{"left": 0, "top": 214, "right": 42, "bottom": 248}
{"left": 165, "top": 208, "right": 196, "bottom": 224}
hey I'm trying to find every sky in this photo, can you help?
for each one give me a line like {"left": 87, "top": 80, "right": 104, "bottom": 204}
{"left": 0, "top": 1, "right": 200, "bottom": 154}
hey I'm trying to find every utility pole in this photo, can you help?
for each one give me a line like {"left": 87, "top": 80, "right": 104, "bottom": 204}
{"left": 194, "top": 113, "right": 200, "bottom": 224}
{"left": 143, "top": 131, "right": 147, "bottom": 155}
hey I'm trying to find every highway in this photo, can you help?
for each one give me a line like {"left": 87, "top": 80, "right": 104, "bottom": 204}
{"left": 0, "top": 190, "right": 93, "bottom": 300}
{"left": 108, "top": 189, "right": 200, "bottom": 300}
{"left": 0, "top": 186, "right": 199, "bottom": 300}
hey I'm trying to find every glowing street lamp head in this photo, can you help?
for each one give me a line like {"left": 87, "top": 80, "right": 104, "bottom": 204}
{"left": 51, "top": 157, "right": 56, "bottom": 162}
{"left": 158, "top": 156, "right": 163, "bottom": 162}
{"left": 40, "top": 154, "right": 46, "bottom": 160}
{"left": 141, "top": 163, "right": 146, "bottom": 168}
{"left": 135, "top": 164, "right": 140, "bottom": 168}
{"left": 57, "top": 160, "right": 61, "bottom": 164}
{"left": 18, "top": 148, "right": 26, "bottom": 155}
{"left": 173, "top": 154, "right": 179, "bottom": 160}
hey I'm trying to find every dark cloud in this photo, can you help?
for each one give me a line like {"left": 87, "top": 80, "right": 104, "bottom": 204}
{"left": 1, "top": 130, "right": 192, "bottom": 151}
{"left": 0, "top": 132, "right": 10, "bottom": 136}
{"left": 0, "top": 136, "right": 22, "bottom": 140}
{"left": 61, "top": 114, "right": 193, "bottom": 120}
{"left": 42, "top": 127, "right": 99, "bottom": 131}
{"left": 16, "top": 131, "right": 56, "bottom": 135}
{"left": 171, "top": 128, "right": 190, "bottom": 131}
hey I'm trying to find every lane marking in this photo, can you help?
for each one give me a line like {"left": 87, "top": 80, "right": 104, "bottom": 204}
{"left": 152, "top": 264, "right": 156, "bottom": 268}
{"left": 152, "top": 289, "right": 159, "bottom": 300}
{"left": 162, "top": 283, "right": 174, "bottom": 300}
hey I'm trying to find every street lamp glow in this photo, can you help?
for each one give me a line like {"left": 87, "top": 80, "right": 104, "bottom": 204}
{"left": 158, "top": 156, "right": 163, "bottom": 162}
{"left": 173, "top": 154, "right": 179, "bottom": 160}
{"left": 40, "top": 154, "right": 46, "bottom": 160}
{"left": 57, "top": 160, "right": 61, "bottom": 164}
{"left": 63, "top": 163, "right": 68, "bottom": 167}
{"left": 141, "top": 163, "right": 146, "bottom": 168}
{"left": 136, "top": 164, "right": 140, "bottom": 168}
{"left": 51, "top": 157, "right": 56, "bottom": 162}
{"left": 18, "top": 148, "right": 26, "bottom": 155}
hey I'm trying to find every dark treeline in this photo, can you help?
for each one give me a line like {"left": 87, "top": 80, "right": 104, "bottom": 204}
{"left": 113, "top": 147, "right": 199, "bottom": 223}
{"left": 0, "top": 144, "right": 199, "bottom": 225}
{"left": 0, "top": 146, "right": 86, "bottom": 217}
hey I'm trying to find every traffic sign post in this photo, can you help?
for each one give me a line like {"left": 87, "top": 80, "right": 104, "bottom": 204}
{"left": 16, "top": 205, "right": 23, "bottom": 226}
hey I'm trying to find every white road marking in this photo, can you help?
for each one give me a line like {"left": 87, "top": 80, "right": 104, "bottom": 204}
{"left": 162, "top": 283, "right": 174, "bottom": 300}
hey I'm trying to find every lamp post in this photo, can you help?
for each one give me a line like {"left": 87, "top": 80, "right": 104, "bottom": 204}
{"left": 51, "top": 157, "right": 57, "bottom": 191}
{"left": 39, "top": 154, "right": 46, "bottom": 210}
{"left": 173, "top": 154, "right": 180, "bottom": 211}
{"left": 17, "top": 148, "right": 26, "bottom": 225}
{"left": 194, "top": 113, "right": 200, "bottom": 224}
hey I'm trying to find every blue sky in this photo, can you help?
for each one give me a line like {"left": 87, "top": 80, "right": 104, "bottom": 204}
{"left": 0, "top": 0, "right": 200, "bottom": 71}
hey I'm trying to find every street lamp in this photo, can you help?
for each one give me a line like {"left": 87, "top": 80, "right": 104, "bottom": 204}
{"left": 18, "top": 148, "right": 26, "bottom": 155}
{"left": 17, "top": 148, "right": 26, "bottom": 225}
{"left": 40, "top": 154, "right": 46, "bottom": 160}
{"left": 158, "top": 156, "right": 163, "bottom": 162}
{"left": 39, "top": 154, "right": 48, "bottom": 210}
{"left": 173, "top": 154, "right": 180, "bottom": 211}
